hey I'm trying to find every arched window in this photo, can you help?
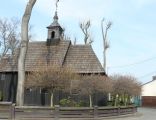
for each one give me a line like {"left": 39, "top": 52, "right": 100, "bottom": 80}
{"left": 51, "top": 31, "right": 55, "bottom": 39}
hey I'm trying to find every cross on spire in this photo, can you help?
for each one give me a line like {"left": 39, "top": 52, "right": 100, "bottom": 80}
{"left": 55, "top": 0, "right": 59, "bottom": 12}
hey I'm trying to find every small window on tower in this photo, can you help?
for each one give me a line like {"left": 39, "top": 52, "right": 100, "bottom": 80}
{"left": 51, "top": 31, "right": 55, "bottom": 39}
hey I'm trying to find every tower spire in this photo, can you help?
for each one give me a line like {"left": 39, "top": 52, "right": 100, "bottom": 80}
{"left": 46, "top": 0, "right": 63, "bottom": 45}
{"left": 55, "top": 0, "right": 59, "bottom": 12}
{"left": 53, "top": 0, "right": 59, "bottom": 24}
{"left": 53, "top": 11, "right": 58, "bottom": 23}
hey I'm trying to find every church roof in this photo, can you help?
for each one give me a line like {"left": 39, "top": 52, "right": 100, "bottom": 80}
{"left": 64, "top": 45, "right": 104, "bottom": 73}
{"left": 0, "top": 40, "right": 105, "bottom": 74}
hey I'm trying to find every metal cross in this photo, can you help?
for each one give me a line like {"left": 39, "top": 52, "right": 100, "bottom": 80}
{"left": 55, "top": 0, "right": 59, "bottom": 12}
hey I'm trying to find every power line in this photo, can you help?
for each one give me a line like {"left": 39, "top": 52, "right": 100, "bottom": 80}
{"left": 108, "top": 56, "right": 156, "bottom": 69}
{"left": 138, "top": 70, "right": 156, "bottom": 79}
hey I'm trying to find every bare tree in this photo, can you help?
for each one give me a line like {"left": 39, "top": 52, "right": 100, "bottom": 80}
{"left": 25, "top": 66, "right": 79, "bottom": 107}
{"left": 94, "top": 75, "right": 113, "bottom": 94}
{"left": 0, "top": 18, "right": 20, "bottom": 59}
{"left": 16, "top": 0, "right": 37, "bottom": 106}
{"left": 0, "top": 18, "right": 20, "bottom": 71}
{"left": 101, "top": 18, "right": 112, "bottom": 73}
{"left": 77, "top": 75, "right": 112, "bottom": 107}
{"left": 0, "top": 17, "right": 34, "bottom": 59}
{"left": 111, "top": 74, "right": 141, "bottom": 106}
{"left": 0, "top": 18, "right": 33, "bottom": 73}
{"left": 79, "top": 20, "right": 93, "bottom": 45}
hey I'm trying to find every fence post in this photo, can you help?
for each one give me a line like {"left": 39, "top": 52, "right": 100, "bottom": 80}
{"left": 8, "top": 102, "right": 12, "bottom": 120}
{"left": 118, "top": 107, "right": 120, "bottom": 116}
{"left": 94, "top": 106, "right": 98, "bottom": 118}
{"left": 11, "top": 104, "right": 15, "bottom": 120}
{"left": 133, "top": 106, "right": 137, "bottom": 113}
{"left": 54, "top": 105, "right": 60, "bottom": 120}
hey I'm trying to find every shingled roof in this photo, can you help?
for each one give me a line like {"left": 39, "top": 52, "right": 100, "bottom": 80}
{"left": 64, "top": 45, "right": 104, "bottom": 73}
{"left": 0, "top": 40, "right": 104, "bottom": 74}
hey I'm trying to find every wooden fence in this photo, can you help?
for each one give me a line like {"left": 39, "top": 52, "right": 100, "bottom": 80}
{"left": 0, "top": 102, "right": 15, "bottom": 120}
{"left": 0, "top": 103, "right": 137, "bottom": 120}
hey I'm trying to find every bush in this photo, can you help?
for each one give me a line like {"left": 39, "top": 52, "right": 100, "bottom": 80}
{"left": 59, "top": 98, "right": 89, "bottom": 107}
{"left": 59, "top": 98, "right": 71, "bottom": 107}
{"left": 77, "top": 100, "right": 89, "bottom": 107}
{"left": 59, "top": 98, "right": 77, "bottom": 107}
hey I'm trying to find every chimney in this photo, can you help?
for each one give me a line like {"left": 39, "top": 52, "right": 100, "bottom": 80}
{"left": 152, "top": 75, "right": 156, "bottom": 80}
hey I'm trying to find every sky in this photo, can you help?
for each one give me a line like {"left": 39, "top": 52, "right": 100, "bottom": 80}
{"left": 0, "top": 0, "right": 156, "bottom": 83}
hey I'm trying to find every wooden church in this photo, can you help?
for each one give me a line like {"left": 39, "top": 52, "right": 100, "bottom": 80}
{"left": 0, "top": 11, "right": 106, "bottom": 106}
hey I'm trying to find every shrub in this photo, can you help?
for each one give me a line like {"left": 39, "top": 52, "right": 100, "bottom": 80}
{"left": 59, "top": 98, "right": 77, "bottom": 107}
{"left": 77, "top": 100, "right": 89, "bottom": 107}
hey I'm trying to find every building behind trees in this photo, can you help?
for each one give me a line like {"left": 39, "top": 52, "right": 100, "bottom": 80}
{"left": 0, "top": 11, "right": 107, "bottom": 106}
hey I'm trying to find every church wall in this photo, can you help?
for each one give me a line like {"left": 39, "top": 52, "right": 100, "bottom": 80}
{"left": 0, "top": 72, "right": 17, "bottom": 103}
{"left": 0, "top": 72, "right": 108, "bottom": 106}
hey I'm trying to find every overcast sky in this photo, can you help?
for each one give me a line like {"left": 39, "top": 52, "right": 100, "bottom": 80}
{"left": 1, "top": 0, "right": 156, "bottom": 83}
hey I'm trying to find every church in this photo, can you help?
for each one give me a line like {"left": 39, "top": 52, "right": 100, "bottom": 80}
{"left": 0, "top": 10, "right": 106, "bottom": 106}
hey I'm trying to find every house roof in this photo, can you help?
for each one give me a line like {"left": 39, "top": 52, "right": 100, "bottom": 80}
{"left": 142, "top": 79, "right": 156, "bottom": 86}
{"left": 0, "top": 40, "right": 105, "bottom": 74}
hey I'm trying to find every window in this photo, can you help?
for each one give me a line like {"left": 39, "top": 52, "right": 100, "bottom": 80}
{"left": 51, "top": 31, "right": 55, "bottom": 39}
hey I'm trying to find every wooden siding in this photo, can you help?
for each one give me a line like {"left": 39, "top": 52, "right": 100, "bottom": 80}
{"left": 0, "top": 73, "right": 108, "bottom": 106}
{"left": 0, "top": 73, "right": 17, "bottom": 103}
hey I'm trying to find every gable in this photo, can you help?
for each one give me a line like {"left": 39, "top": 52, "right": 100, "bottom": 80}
{"left": 142, "top": 80, "right": 156, "bottom": 96}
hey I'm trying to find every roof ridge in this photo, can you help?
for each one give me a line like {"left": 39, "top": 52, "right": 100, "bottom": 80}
{"left": 61, "top": 41, "right": 71, "bottom": 66}
{"left": 142, "top": 79, "right": 156, "bottom": 86}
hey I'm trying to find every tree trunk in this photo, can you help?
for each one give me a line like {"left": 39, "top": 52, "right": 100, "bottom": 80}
{"left": 16, "top": 0, "right": 37, "bottom": 106}
{"left": 114, "top": 96, "right": 117, "bottom": 107}
{"left": 101, "top": 19, "right": 106, "bottom": 73}
{"left": 101, "top": 19, "right": 111, "bottom": 73}
{"left": 114, "top": 94, "right": 118, "bottom": 106}
{"left": 89, "top": 94, "right": 92, "bottom": 107}
{"left": 124, "top": 94, "right": 128, "bottom": 106}
{"left": 50, "top": 92, "right": 54, "bottom": 107}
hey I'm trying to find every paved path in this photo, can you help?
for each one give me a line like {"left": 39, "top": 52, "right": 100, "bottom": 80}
{"left": 106, "top": 107, "right": 156, "bottom": 120}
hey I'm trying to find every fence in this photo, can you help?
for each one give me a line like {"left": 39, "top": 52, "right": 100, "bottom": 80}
{"left": 0, "top": 102, "right": 15, "bottom": 120}
{"left": 0, "top": 103, "right": 137, "bottom": 120}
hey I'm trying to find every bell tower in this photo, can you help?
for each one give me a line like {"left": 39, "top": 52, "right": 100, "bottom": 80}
{"left": 47, "top": 2, "right": 63, "bottom": 45}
